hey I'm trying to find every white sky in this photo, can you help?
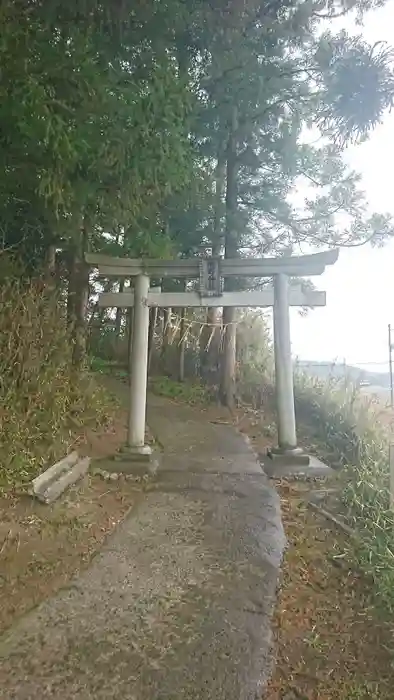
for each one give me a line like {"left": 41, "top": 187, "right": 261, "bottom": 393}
{"left": 288, "top": 0, "right": 394, "bottom": 371}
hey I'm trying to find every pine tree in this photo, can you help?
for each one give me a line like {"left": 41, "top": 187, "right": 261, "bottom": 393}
{"left": 185, "top": 1, "right": 394, "bottom": 406}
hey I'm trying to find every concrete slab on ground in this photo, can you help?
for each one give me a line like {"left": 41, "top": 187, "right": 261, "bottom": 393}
{"left": 262, "top": 453, "right": 332, "bottom": 479}
{"left": 0, "top": 387, "right": 285, "bottom": 700}
{"left": 94, "top": 454, "right": 160, "bottom": 477}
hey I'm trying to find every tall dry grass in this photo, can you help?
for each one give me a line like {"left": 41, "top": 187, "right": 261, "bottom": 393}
{"left": 295, "top": 371, "right": 394, "bottom": 612}
{"left": 0, "top": 281, "right": 113, "bottom": 487}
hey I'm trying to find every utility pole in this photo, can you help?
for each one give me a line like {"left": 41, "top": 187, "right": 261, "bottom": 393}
{"left": 388, "top": 324, "right": 394, "bottom": 409}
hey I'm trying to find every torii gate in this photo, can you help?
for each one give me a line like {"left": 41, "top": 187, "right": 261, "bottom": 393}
{"left": 86, "top": 250, "right": 338, "bottom": 468}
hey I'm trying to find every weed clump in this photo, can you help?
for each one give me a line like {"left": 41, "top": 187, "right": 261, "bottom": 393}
{"left": 148, "top": 375, "right": 213, "bottom": 404}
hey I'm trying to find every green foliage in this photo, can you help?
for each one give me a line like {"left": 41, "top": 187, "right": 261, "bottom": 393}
{"left": 0, "top": 0, "right": 196, "bottom": 267}
{"left": 184, "top": 2, "right": 394, "bottom": 261}
{"left": 89, "top": 326, "right": 120, "bottom": 363}
{"left": 317, "top": 33, "right": 394, "bottom": 144}
{"left": 89, "top": 356, "right": 122, "bottom": 374}
{"left": 0, "top": 282, "right": 115, "bottom": 488}
{"left": 1, "top": 0, "right": 394, "bottom": 272}
{"left": 149, "top": 376, "right": 212, "bottom": 405}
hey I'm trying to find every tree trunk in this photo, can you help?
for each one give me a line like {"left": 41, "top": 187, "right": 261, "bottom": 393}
{"left": 147, "top": 306, "right": 158, "bottom": 375}
{"left": 200, "top": 151, "right": 225, "bottom": 384}
{"left": 45, "top": 243, "right": 57, "bottom": 294}
{"left": 125, "top": 277, "right": 134, "bottom": 375}
{"left": 91, "top": 280, "right": 113, "bottom": 329}
{"left": 220, "top": 306, "right": 237, "bottom": 407}
{"left": 219, "top": 106, "right": 238, "bottom": 409}
{"left": 161, "top": 307, "right": 172, "bottom": 376}
{"left": 115, "top": 231, "right": 127, "bottom": 342}
{"left": 178, "top": 308, "right": 186, "bottom": 382}
{"left": 127, "top": 307, "right": 134, "bottom": 378}
{"left": 71, "top": 219, "right": 89, "bottom": 369}
{"left": 67, "top": 245, "right": 77, "bottom": 330}
{"left": 115, "top": 280, "right": 125, "bottom": 339}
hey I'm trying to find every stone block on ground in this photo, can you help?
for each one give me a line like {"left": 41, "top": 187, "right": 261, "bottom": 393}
{"left": 31, "top": 453, "right": 90, "bottom": 504}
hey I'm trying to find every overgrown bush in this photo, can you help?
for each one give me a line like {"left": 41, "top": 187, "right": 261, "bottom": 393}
{"left": 149, "top": 376, "right": 213, "bottom": 404}
{"left": 89, "top": 326, "right": 122, "bottom": 364}
{"left": 236, "top": 310, "right": 274, "bottom": 407}
{"left": 0, "top": 281, "right": 115, "bottom": 487}
{"left": 294, "top": 373, "right": 368, "bottom": 465}
{"left": 295, "top": 371, "right": 394, "bottom": 612}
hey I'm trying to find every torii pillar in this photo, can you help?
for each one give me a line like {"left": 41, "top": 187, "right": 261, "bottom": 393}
{"left": 272, "top": 274, "right": 299, "bottom": 453}
{"left": 127, "top": 274, "right": 151, "bottom": 454}
{"left": 265, "top": 273, "right": 330, "bottom": 474}
{"left": 114, "top": 273, "right": 157, "bottom": 475}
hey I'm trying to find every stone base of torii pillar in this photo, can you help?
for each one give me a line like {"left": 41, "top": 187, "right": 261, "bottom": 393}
{"left": 262, "top": 447, "right": 332, "bottom": 477}
{"left": 262, "top": 452, "right": 331, "bottom": 479}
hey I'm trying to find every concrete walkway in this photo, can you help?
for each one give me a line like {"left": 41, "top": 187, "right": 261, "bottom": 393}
{"left": 0, "top": 387, "right": 285, "bottom": 700}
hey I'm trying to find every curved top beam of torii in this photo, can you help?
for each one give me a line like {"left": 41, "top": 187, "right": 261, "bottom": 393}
{"left": 85, "top": 249, "right": 339, "bottom": 279}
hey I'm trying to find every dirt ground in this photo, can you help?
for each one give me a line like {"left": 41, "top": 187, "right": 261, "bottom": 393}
{"left": 235, "top": 407, "right": 394, "bottom": 700}
{"left": 0, "top": 411, "right": 143, "bottom": 635}
{"left": 264, "top": 480, "right": 394, "bottom": 700}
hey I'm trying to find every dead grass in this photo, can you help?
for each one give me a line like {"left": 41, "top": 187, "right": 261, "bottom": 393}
{"left": 264, "top": 479, "right": 394, "bottom": 700}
